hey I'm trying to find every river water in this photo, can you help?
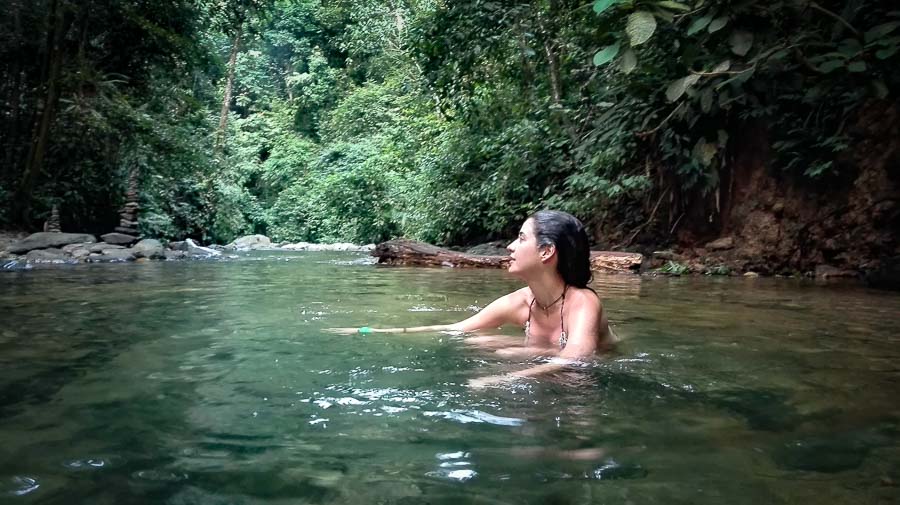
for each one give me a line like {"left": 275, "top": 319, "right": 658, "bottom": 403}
{"left": 1, "top": 251, "right": 898, "bottom": 504}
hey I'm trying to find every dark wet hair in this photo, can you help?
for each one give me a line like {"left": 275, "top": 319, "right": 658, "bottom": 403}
{"left": 530, "top": 210, "right": 592, "bottom": 288}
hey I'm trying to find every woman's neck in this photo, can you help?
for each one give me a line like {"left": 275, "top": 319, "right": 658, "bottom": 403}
{"left": 527, "top": 272, "right": 567, "bottom": 309}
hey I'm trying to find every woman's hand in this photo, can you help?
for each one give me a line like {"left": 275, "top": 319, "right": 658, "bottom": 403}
{"left": 322, "top": 327, "right": 370, "bottom": 335}
{"left": 468, "top": 373, "right": 517, "bottom": 389}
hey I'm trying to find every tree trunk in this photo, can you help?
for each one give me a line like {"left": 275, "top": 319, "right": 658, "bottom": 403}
{"left": 18, "top": 0, "right": 66, "bottom": 225}
{"left": 215, "top": 25, "right": 242, "bottom": 156}
{"left": 372, "top": 240, "right": 643, "bottom": 273}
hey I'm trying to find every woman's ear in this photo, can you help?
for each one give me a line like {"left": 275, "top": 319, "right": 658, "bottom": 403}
{"left": 539, "top": 244, "right": 556, "bottom": 263}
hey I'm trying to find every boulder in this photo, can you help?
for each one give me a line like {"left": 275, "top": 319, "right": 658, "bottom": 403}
{"left": 89, "top": 243, "right": 126, "bottom": 253}
{"left": 168, "top": 240, "right": 187, "bottom": 251}
{"left": 100, "top": 232, "right": 138, "bottom": 246}
{"left": 815, "top": 264, "right": 858, "bottom": 279}
{"left": 225, "top": 234, "right": 272, "bottom": 250}
{"left": 465, "top": 241, "right": 508, "bottom": 256}
{"left": 89, "top": 249, "right": 135, "bottom": 262}
{"left": 705, "top": 236, "right": 735, "bottom": 251}
{"left": 25, "top": 248, "right": 70, "bottom": 264}
{"left": 164, "top": 250, "right": 187, "bottom": 260}
{"left": 282, "top": 242, "right": 373, "bottom": 252}
{"left": 185, "top": 238, "right": 221, "bottom": 258}
{"left": 8, "top": 232, "right": 97, "bottom": 254}
{"left": 62, "top": 243, "right": 92, "bottom": 260}
{"left": 132, "top": 239, "right": 165, "bottom": 259}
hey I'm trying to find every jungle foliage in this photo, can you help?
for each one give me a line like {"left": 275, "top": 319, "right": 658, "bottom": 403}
{"left": 1, "top": 0, "right": 896, "bottom": 244}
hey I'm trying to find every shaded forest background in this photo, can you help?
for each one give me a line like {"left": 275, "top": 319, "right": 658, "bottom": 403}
{"left": 1, "top": 0, "right": 898, "bottom": 274}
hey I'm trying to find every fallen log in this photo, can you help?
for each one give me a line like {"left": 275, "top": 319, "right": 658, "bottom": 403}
{"left": 372, "top": 240, "right": 642, "bottom": 273}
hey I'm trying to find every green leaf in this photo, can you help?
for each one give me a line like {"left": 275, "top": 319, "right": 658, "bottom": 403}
{"left": 817, "top": 60, "right": 844, "bottom": 73}
{"left": 730, "top": 30, "right": 754, "bottom": 56}
{"left": 712, "top": 60, "right": 731, "bottom": 73}
{"left": 687, "top": 15, "right": 712, "bottom": 36}
{"left": 620, "top": 48, "right": 638, "bottom": 74}
{"left": 864, "top": 21, "right": 900, "bottom": 43}
{"left": 838, "top": 38, "right": 862, "bottom": 57}
{"left": 626, "top": 11, "right": 657, "bottom": 46}
{"left": 593, "top": 0, "right": 618, "bottom": 15}
{"left": 847, "top": 61, "right": 867, "bottom": 72}
{"left": 876, "top": 46, "right": 898, "bottom": 59}
{"left": 708, "top": 16, "right": 728, "bottom": 33}
{"left": 700, "top": 87, "right": 714, "bottom": 113}
{"left": 593, "top": 42, "right": 621, "bottom": 66}
{"left": 871, "top": 79, "right": 889, "bottom": 99}
{"left": 657, "top": 1, "right": 691, "bottom": 11}
{"left": 665, "top": 74, "right": 701, "bottom": 102}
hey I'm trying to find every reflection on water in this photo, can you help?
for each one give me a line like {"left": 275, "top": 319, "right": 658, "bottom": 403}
{"left": 1, "top": 251, "right": 899, "bottom": 504}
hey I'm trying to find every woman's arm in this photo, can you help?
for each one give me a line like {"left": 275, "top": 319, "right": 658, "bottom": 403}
{"left": 324, "top": 290, "right": 524, "bottom": 335}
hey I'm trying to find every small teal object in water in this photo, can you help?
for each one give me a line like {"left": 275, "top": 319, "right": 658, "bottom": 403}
{"left": 358, "top": 326, "right": 372, "bottom": 334}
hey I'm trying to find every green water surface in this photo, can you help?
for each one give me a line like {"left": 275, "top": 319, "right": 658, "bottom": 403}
{"left": 1, "top": 251, "right": 898, "bottom": 504}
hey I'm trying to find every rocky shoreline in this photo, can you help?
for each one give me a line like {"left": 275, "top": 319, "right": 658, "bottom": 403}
{"left": 0, "top": 232, "right": 374, "bottom": 271}
{"left": 2, "top": 230, "right": 896, "bottom": 289}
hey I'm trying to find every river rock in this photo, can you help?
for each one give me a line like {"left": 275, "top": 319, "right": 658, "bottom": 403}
{"left": 706, "top": 236, "right": 735, "bottom": 251}
{"left": 282, "top": 242, "right": 373, "bottom": 252}
{"left": 465, "top": 240, "right": 508, "bottom": 256}
{"left": 168, "top": 240, "right": 187, "bottom": 251}
{"left": 89, "top": 243, "right": 125, "bottom": 253}
{"left": 132, "top": 239, "right": 165, "bottom": 259}
{"left": 26, "top": 248, "right": 70, "bottom": 264}
{"left": 8, "top": 232, "right": 97, "bottom": 254}
{"left": 62, "top": 243, "right": 92, "bottom": 260}
{"left": 815, "top": 264, "right": 858, "bottom": 279}
{"left": 100, "top": 232, "right": 138, "bottom": 246}
{"left": 225, "top": 234, "right": 272, "bottom": 250}
{"left": 185, "top": 238, "right": 221, "bottom": 258}
{"left": 164, "top": 250, "right": 187, "bottom": 260}
{"left": 90, "top": 249, "right": 136, "bottom": 262}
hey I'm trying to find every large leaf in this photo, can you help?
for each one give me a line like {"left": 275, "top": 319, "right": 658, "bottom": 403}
{"left": 620, "top": 48, "right": 637, "bottom": 74}
{"left": 864, "top": 21, "right": 900, "bottom": 43}
{"left": 712, "top": 60, "right": 731, "bottom": 73}
{"left": 593, "top": 0, "right": 618, "bottom": 15}
{"left": 687, "top": 15, "right": 712, "bottom": 36}
{"left": 708, "top": 16, "right": 728, "bottom": 33}
{"left": 876, "top": 46, "right": 898, "bottom": 59}
{"left": 657, "top": 1, "right": 690, "bottom": 11}
{"left": 730, "top": 30, "right": 754, "bottom": 56}
{"left": 593, "top": 42, "right": 621, "bottom": 66}
{"left": 817, "top": 59, "right": 844, "bottom": 73}
{"left": 847, "top": 61, "right": 867, "bottom": 73}
{"left": 665, "top": 74, "right": 701, "bottom": 102}
{"left": 626, "top": 11, "right": 657, "bottom": 46}
{"left": 700, "top": 87, "right": 714, "bottom": 113}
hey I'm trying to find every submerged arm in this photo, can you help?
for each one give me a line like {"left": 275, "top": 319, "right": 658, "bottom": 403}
{"left": 324, "top": 291, "right": 523, "bottom": 335}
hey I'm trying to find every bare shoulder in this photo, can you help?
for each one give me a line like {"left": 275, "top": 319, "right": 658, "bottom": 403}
{"left": 567, "top": 286, "right": 602, "bottom": 312}
{"left": 509, "top": 286, "right": 531, "bottom": 306}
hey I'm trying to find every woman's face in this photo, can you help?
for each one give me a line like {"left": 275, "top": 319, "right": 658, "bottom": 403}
{"left": 507, "top": 219, "right": 546, "bottom": 276}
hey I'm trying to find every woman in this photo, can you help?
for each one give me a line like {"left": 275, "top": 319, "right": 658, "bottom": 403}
{"left": 329, "top": 210, "right": 616, "bottom": 387}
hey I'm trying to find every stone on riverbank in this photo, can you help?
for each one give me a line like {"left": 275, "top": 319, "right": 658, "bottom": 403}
{"left": 225, "top": 234, "right": 272, "bottom": 250}
{"left": 132, "top": 239, "right": 165, "bottom": 259}
{"left": 100, "top": 232, "right": 138, "bottom": 246}
{"left": 282, "top": 242, "right": 374, "bottom": 252}
{"left": 89, "top": 243, "right": 125, "bottom": 253}
{"left": 185, "top": 238, "right": 221, "bottom": 258}
{"left": 26, "top": 248, "right": 70, "bottom": 264}
{"left": 8, "top": 232, "right": 97, "bottom": 254}
{"left": 89, "top": 249, "right": 135, "bottom": 262}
